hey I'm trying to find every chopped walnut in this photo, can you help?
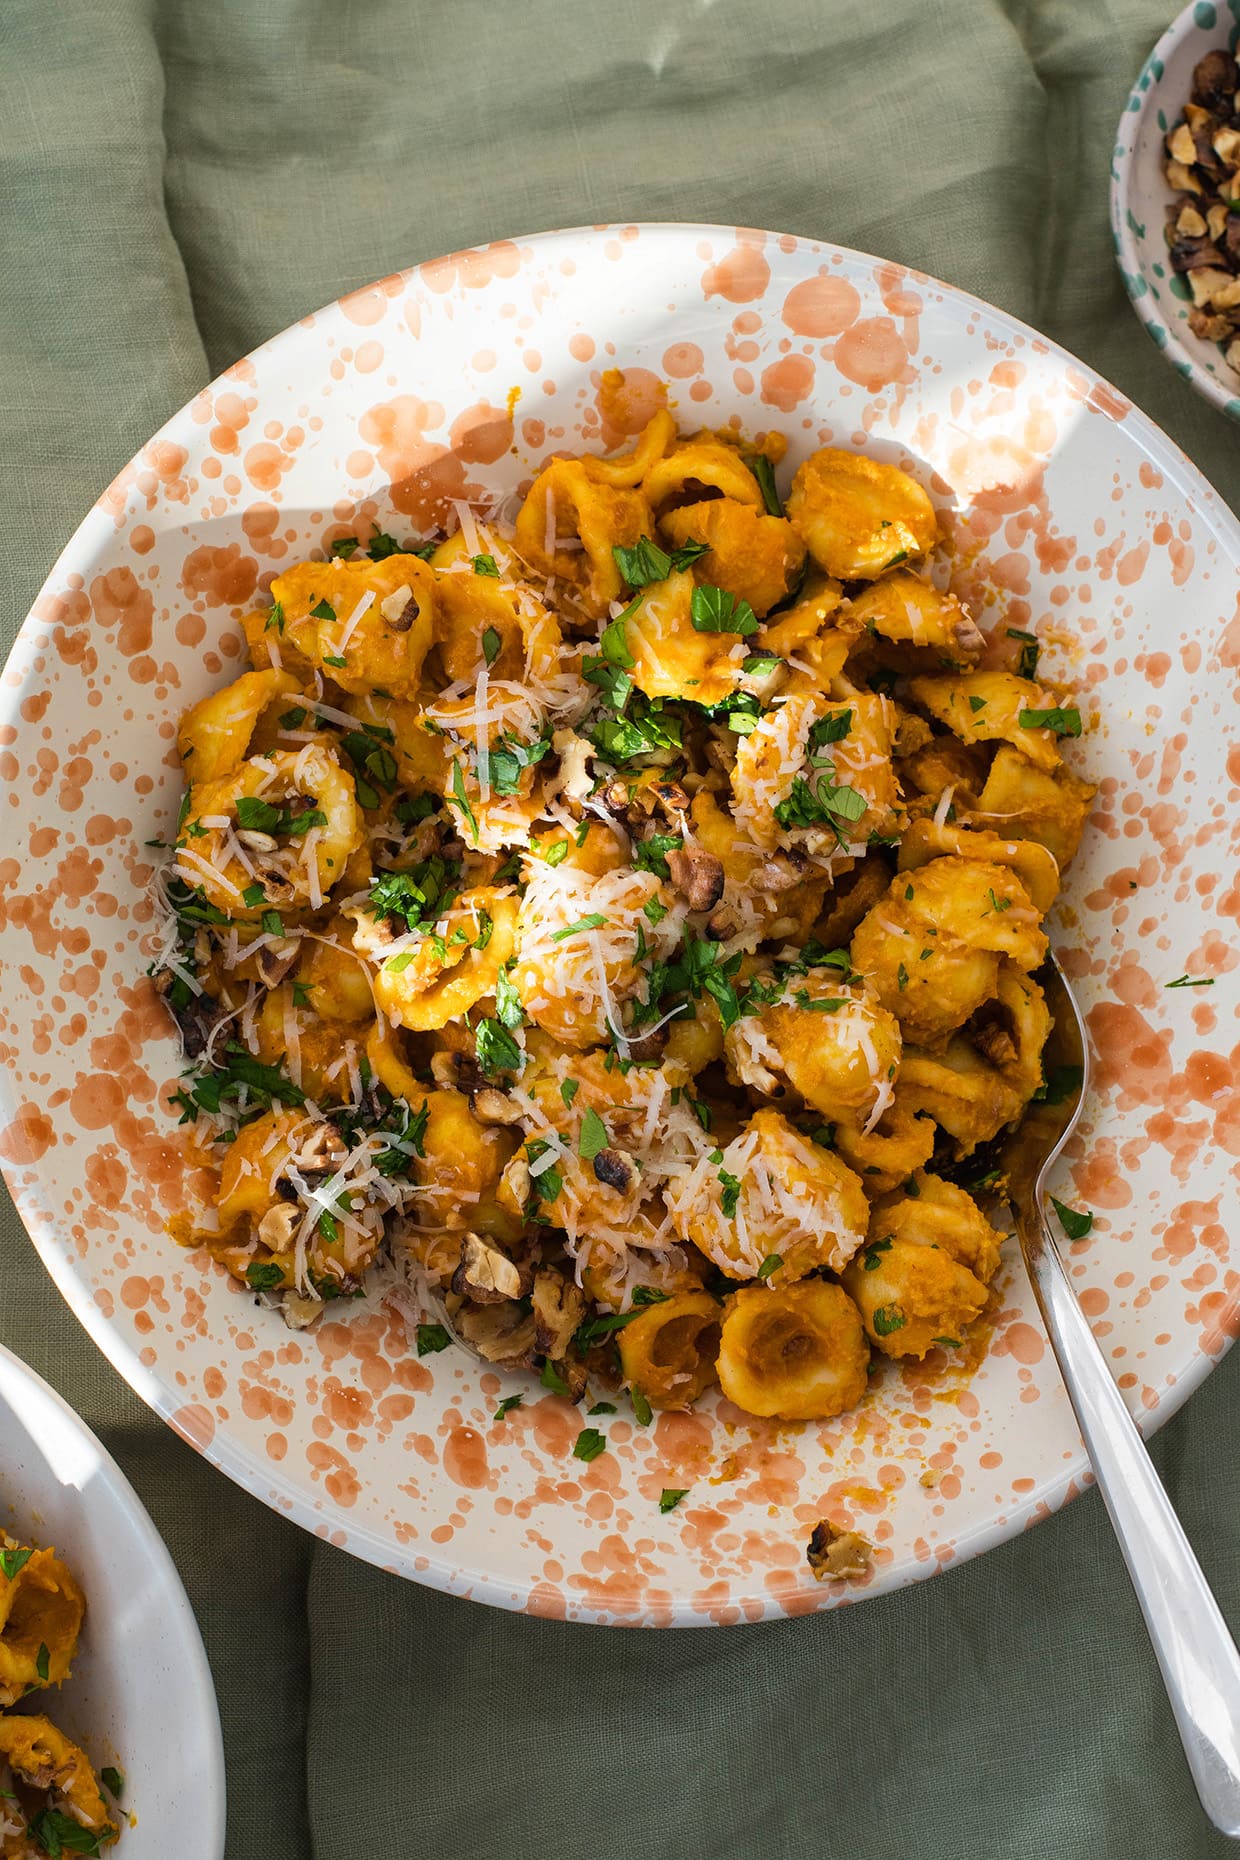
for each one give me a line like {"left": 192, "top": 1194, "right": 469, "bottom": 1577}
{"left": 1163, "top": 50, "right": 1240, "bottom": 374}
{"left": 451, "top": 1232, "right": 526, "bottom": 1304}
{"left": 665, "top": 844, "right": 725, "bottom": 911}
{"left": 532, "top": 1268, "right": 586, "bottom": 1358}
{"left": 806, "top": 1520, "right": 873, "bottom": 1582}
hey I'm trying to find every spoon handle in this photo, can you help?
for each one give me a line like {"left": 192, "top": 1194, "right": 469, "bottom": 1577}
{"left": 1024, "top": 1203, "right": 1240, "bottom": 1837}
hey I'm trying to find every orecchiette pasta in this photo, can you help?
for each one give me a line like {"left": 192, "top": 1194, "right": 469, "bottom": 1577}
{"left": 156, "top": 406, "right": 1094, "bottom": 1435}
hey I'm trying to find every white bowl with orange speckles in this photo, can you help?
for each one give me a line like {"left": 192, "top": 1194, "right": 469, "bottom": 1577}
{"left": 3, "top": 225, "right": 1239, "bottom": 1627}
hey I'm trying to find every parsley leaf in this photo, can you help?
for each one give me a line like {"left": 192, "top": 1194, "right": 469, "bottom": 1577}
{"left": 552, "top": 913, "right": 607, "bottom": 941}
{"left": 100, "top": 1767, "right": 125, "bottom": 1800}
{"left": 1166, "top": 974, "right": 1215, "bottom": 989}
{"left": 26, "top": 1809, "right": 106, "bottom": 1856}
{"left": 0, "top": 1546, "right": 32, "bottom": 1581}
{"left": 1007, "top": 626, "right": 1040, "bottom": 679}
{"left": 748, "top": 453, "right": 783, "bottom": 516}
{"left": 450, "top": 758, "right": 479, "bottom": 843}
{"left": 540, "top": 1358, "right": 571, "bottom": 1396}
{"left": 578, "top": 1106, "right": 609, "bottom": 1161}
{"left": 689, "top": 583, "right": 758, "bottom": 636}
{"left": 572, "top": 1427, "right": 607, "bottom": 1462}
{"left": 613, "top": 537, "right": 671, "bottom": 586}
{"left": 756, "top": 1251, "right": 781, "bottom": 1279}
{"left": 473, "top": 552, "right": 500, "bottom": 577}
{"left": 630, "top": 1387, "right": 653, "bottom": 1426}
{"left": 482, "top": 626, "right": 502, "bottom": 666}
{"left": 633, "top": 832, "right": 682, "bottom": 879}
{"left": 416, "top": 1323, "right": 453, "bottom": 1356}
{"left": 36, "top": 1641, "right": 50, "bottom": 1680}
{"left": 1050, "top": 1196, "right": 1094, "bottom": 1240}
{"left": 495, "top": 965, "right": 524, "bottom": 1030}
{"left": 1019, "top": 705, "right": 1082, "bottom": 737}
{"left": 310, "top": 598, "right": 336, "bottom": 621}
{"left": 475, "top": 1019, "right": 523, "bottom": 1076}
{"left": 873, "top": 1304, "right": 906, "bottom": 1336}
{"left": 330, "top": 536, "right": 359, "bottom": 558}
{"left": 245, "top": 1263, "right": 286, "bottom": 1291}
{"left": 719, "top": 1170, "right": 743, "bottom": 1219}
{"left": 773, "top": 769, "right": 867, "bottom": 837}
{"left": 494, "top": 1394, "right": 524, "bottom": 1420}
{"left": 660, "top": 1487, "right": 690, "bottom": 1513}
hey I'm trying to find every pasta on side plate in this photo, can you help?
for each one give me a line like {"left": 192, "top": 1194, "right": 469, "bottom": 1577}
{"left": 154, "top": 407, "right": 1094, "bottom": 1427}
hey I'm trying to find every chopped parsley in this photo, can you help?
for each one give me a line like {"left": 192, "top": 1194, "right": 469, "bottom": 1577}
{"left": 245, "top": 1263, "right": 286, "bottom": 1291}
{"left": 719, "top": 1169, "right": 743, "bottom": 1219}
{"left": 660, "top": 1487, "right": 690, "bottom": 1513}
{"left": 0, "top": 1546, "right": 32, "bottom": 1581}
{"left": 36, "top": 1641, "right": 50, "bottom": 1681}
{"left": 449, "top": 758, "right": 479, "bottom": 843}
{"left": 101, "top": 1767, "right": 125, "bottom": 1800}
{"left": 773, "top": 769, "right": 867, "bottom": 837}
{"left": 552, "top": 913, "right": 607, "bottom": 941}
{"left": 809, "top": 709, "right": 852, "bottom": 747}
{"left": 747, "top": 453, "right": 783, "bottom": 516}
{"left": 578, "top": 1106, "right": 609, "bottom": 1161}
{"left": 495, "top": 965, "right": 524, "bottom": 1030}
{"left": 743, "top": 652, "right": 782, "bottom": 676}
{"left": 330, "top": 536, "right": 359, "bottom": 558}
{"left": 1018, "top": 705, "right": 1082, "bottom": 737}
{"left": 872, "top": 1304, "right": 906, "bottom": 1336}
{"left": 612, "top": 535, "right": 711, "bottom": 588}
{"left": 477, "top": 730, "right": 552, "bottom": 797}
{"left": 416, "top": 1323, "right": 453, "bottom": 1357}
{"left": 540, "top": 1358, "right": 571, "bottom": 1396}
{"left": 171, "top": 1041, "right": 304, "bottom": 1124}
{"left": 633, "top": 832, "right": 682, "bottom": 879}
{"left": 1050, "top": 1196, "right": 1094, "bottom": 1240}
{"left": 494, "top": 1394, "right": 524, "bottom": 1420}
{"left": 26, "top": 1810, "right": 106, "bottom": 1856}
{"left": 631, "top": 1387, "right": 653, "bottom": 1426}
{"left": 968, "top": 694, "right": 988, "bottom": 713}
{"left": 634, "top": 930, "right": 745, "bottom": 1032}
{"left": 862, "top": 1238, "right": 892, "bottom": 1270}
{"left": 473, "top": 552, "right": 500, "bottom": 577}
{"left": 572, "top": 1427, "right": 608, "bottom": 1463}
{"left": 756, "top": 1252, "right": 782, "bottom": 1280}
{"left": 1007, "top": 626, "right": 1040, "bottom": 679}
{"left": 310, "top": 598, "right": 337, "bottom": 621}
{"left": 689, "top": 583, "right": 758, "bottom": 636}
{"left": 264, "top": 600, "right": 284, "bottom": 634}
{"left": 560, "top": 1079, "right": 580, "bottom": 1108}
{"left": 1165, "top": 974, "right": 1215, "bottom": 989}
{"left": 367, "top": 529, "right": 403, "bottom": 558}
{"left": 475, "top": 1018, "right": 523, "bottom": 1077}
{"left": 481, "top": 625, "right": 502, "bottom": 666}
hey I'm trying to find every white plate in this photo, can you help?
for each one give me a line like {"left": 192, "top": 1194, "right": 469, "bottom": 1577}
{"left": 1, "top": 224, "right": 1238, "bottom": 1625}
{"left": 0, "top": 1346, "right": 225, "bottom": 1856}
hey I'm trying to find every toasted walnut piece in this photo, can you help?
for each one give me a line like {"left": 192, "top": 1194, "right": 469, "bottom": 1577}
{"left": 650, "top": 779, "right": 690, "bottom": 819}
{"left": 754, "top": 847, "right": 809, "bottom": 893}
{"left": 431, "top": 1049, "right": 485, "bottom": 1091}
{"left": 705, "top": 904, "right": 739, "bottom": 941}
{"left": 1167, "top": 158, "right": 1203, "bottom": 194}
{"left": 624, "top": 1025, "right": 669, "bottom": 1062}
{"left": 532, "top": 1268, "right": 587, "bottom": 1358}
{"left": 159, "top": 979, "right": 228, "bottom": 1060}
{"left": 454, "top": 1299, "right": 537, "bottom": 1365}
{"left": 972, "top": 1021, "right": 1018, "bottom": 1068}
{"left": 1226, "top": 215, "right": 1240, "bottom": 262}
{"left": 294, "top": 1125, "right": 348, "bottom": 1173}
{"left": 256, "top": 939, "right": 301, "bottom": 987}
{"left": 1168, "top": 121, "right": 1199, "bottom": 165}
{"left": 592, "top": 1147, "right": 637, "bottom": 1193}
{"left": 499, "top": 1150, "right": 531, "bottom": 1214}
{"left": 1189, "top": 307, "right": 1238, "bottom": 341}
{"left": 919, "top": 1467, "right": 942, "bottom": 1490}
{"left": 452, "top": 1231, "right": 525, "bottom": 1304}
{"left": 471, "top": 1086, "right": 524, "bottom": 1126}
{"left": 666, "top": 845, "right": 725, "bottom": 911}
{"left": 1189, "top": 265, "right": 1237, "bottom": 305}
{"left": 237, "top": 827, "right": 279, "bottom": 853}
{"left": 1211, "top": 275, "right": 1240, "bottom": 309}
{"left": 1177, "top": 201, "right": 1209, "bottom": 237}
{"left": 281, "top": 1290, "right": 325, "bottom": 1330}
{"left": 1169, "top": 234, "right": 1227, "bottom": 272}
{"left": 1194, "top": 48, "right": 1239, "bottom": 111}
{"left": 806, "top": 1520, "right": 873, "bottom": 1582}
{"left": 1227, "top": 336, "right": 1240, "bottom": 374}
{"left": 257, "top": 1203, "right": 298, "bottom": 1249}
{"left": 380, "top": 585, "right": 419, "bottom": 630}
{"left": 1214, "top": 125, "right": 1240, "bottom": 167}
{"left": 1207, "top": 200, "right": 1231, "bottom": 240}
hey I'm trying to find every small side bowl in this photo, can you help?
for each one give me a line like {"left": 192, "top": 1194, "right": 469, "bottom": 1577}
{"left": 0, "top": 1345, "right": 225, "bottom": 1858}
{"left": 1111, "top": 1, "right": 1240, "bottom": 420}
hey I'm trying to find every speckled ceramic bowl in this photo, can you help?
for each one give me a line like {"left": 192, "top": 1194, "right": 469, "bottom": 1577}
{"left": 2, "top": 225, "right": 1239, "bottom": 1626}
{"left": 1111, "top": 0, "right": 1240, "bottom": 419}
{"left": 0, "top": 1344, "right": 224, "bottom": 1855}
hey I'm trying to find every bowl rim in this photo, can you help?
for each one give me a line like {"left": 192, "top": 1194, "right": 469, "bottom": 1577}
{"left": 3, "top": 220, "right": 1238, "bottom": 1623}
{"left": 0, "top": 1341, "right": 226, "bottom": 1853}
{"left": 1110, "top": 0, "right": 1240, "bottom": 423}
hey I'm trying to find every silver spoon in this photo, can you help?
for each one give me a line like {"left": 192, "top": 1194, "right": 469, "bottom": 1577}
{"left": 1000, "top": 955, "right": 1240, "bottom": 1837}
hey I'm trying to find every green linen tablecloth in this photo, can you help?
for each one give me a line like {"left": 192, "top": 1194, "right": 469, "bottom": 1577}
{"left": 2, "top": 1, "right": 1238, "bottom": 1854}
